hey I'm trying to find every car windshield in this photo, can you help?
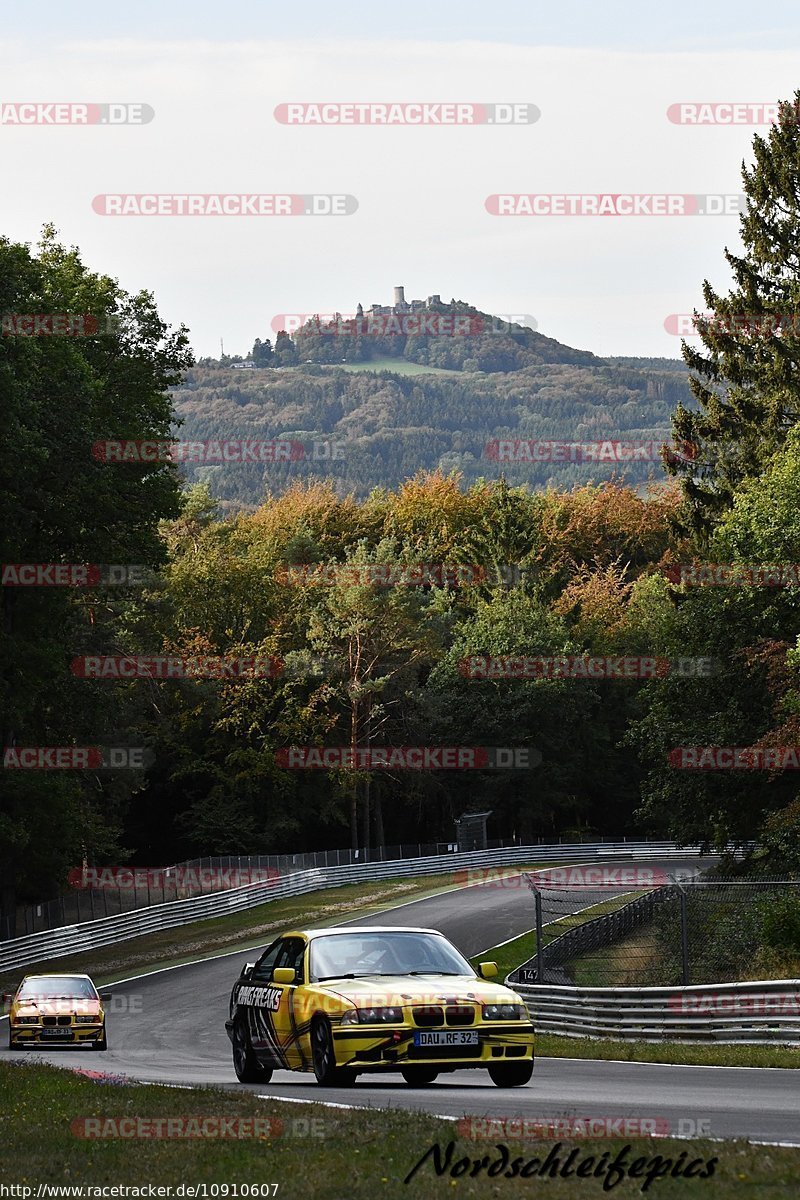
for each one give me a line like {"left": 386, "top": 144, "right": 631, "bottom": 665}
{"left": 18, "top": 976, "right": 97, "bottom": 1000}
{"left": 309, "top": 931, "right": 473, "bottom": 981}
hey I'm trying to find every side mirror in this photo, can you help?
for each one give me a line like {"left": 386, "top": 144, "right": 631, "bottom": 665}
{"left": 98, "top": 991, "right": 113, "bottom": 1001}
{"left": 242, "top": 962, "right": 255, "bottom": 980}
{"left": 479, "top": 961, "right": 498, "bottom": 979}
{"left": 273, "top": 967, "right": 296, "bottom": 985}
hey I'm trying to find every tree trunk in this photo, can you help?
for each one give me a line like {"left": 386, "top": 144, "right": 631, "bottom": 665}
{"left": 373, "top": 784, "right": 385, "bottom": 849}
{"left": 1, "top": 588, "right": 16, "bottom": 939}
{"left": 350, "top": 787, "right": 358, "bottom": 850}
{"left": 360, "top": 775, "right": 370, "bottom": 852}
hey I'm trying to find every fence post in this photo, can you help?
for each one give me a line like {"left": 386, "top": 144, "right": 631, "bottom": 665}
{"left": 535, "top": 888, "right": 544, "bottom": 982}
{"left": 678, "top": 885, "right": 690, "bottom": 986}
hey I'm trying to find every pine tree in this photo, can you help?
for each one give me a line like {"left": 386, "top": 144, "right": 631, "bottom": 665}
{"left": 669, "top": 93, "right": 800, "bottom": 540}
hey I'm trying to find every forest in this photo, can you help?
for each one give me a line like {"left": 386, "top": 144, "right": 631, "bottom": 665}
{"left": 4, "top": 98, "right": 800, "bottom": 926}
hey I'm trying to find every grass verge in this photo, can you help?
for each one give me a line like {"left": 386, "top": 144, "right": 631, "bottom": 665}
{"left": 2, "top": 1061, "right": 798, "bottom": 1198}
{"left": 534, "top": 1034, "right": 800, "bottom": 1069}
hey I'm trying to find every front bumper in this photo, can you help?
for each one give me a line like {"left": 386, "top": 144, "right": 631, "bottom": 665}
{"left": 9, "top": 1023, "right": 105, "bottom": 1047}
{"left": 332, "top": 1022, "right": 535, "bottom": 1070}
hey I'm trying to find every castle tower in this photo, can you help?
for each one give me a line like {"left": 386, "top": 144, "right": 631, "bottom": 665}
{"left": 393, "top": 286, "right": 406, "bottom": 308}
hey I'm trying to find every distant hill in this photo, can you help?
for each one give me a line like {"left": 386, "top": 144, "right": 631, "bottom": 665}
{"left": 175, "top": 305, "right": 695, "bottom": 508}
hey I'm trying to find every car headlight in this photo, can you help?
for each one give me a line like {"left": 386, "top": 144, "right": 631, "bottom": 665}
{"left": 13, "top": 1016, "right": 39, "bottom": 1025}
{"left": 75, "top": 1014, "right": 100, "bottom": 1024}
{"left": 482, "top": 1003, "right": 525, "bottom": 1020}
{"left": 340, "top": 1006, "right": 403, "bottom": 1025}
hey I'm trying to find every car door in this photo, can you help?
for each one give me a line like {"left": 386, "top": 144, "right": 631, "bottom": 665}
{"left": 238, "top": 940, "right": 286, "bottom": 1068}
{"left": 269, "top": 937, "right": 308, "bottom": 1070}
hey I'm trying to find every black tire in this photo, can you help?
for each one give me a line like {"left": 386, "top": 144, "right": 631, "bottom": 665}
{"left": 232, "top": 1016, "right": 273, "bottom": 1084}
{"left": 8, "top": 1031, "right": 24, "bottom": 1050}
{"left": 400, "top": 1066, "right": 439, "bottom": 1086}
{"left": 92, "top": 1027, "right": 108, "bottom": 1051}
{"left": 488, "top": 1061, "right": 533, "bottom": 1088}
{"left": 311, "top": 1017, "right": 356, "bottom": 1087}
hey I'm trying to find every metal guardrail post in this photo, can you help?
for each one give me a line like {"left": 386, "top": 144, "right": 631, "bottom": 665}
{"left": 677, "top": 882, "right": 690, "bottom": 986}
{"left": 535, "top": 887, "right": 544, "bottom": 982}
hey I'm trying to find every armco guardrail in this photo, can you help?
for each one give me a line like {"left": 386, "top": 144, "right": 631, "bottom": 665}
{"left": 0, "top": 840, "right": 701, "bottom": 972}
{"left": 513, "top": 979, "right": 800, "bottom": 1044}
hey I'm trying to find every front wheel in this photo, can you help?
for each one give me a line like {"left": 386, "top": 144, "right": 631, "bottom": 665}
{"left": 488, "top": 1061, "right": 533, "bottom": 1088}
{"left": 311, "top": 1018, "right": 356, "bottom": 1087}
{"left": 401, "top": 1066, "right": 439, "bottom": 1086}
{"left": 92, "top": 1027, "right": 108, "bottom": 1051}
{"left": 232, "top": 1017, "right": 273, "bottom": 1084}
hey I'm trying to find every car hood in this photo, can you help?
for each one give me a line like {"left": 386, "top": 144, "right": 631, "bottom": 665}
{"left": 14, "top": 998, "right": 102, "bottom": 1017}
{"left": 315, "top": 974, "right": 521, "bottom": 1008}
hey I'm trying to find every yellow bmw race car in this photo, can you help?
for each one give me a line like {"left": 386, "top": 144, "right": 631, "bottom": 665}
{"left": 225, "top": 925, "right": 535, "bottom": 1087}
{"left": 6, "top": 973, "right": 109, "bottom": 1050}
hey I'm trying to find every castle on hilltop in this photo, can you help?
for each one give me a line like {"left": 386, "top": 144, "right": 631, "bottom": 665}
{"left": 357, "top": 286, "right": 442, "bottom": 319}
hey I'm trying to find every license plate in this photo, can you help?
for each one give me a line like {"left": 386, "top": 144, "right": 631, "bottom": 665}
{"left": 413, "top": 1030, "right": 479, "bottom": 1047}
{"left": 40, "top": 1027, "right": 73, "bottom": 1038}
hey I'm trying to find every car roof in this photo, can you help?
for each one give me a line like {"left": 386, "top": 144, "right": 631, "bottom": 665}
{"left": 290, "top": 926, "right": 445, "bottom": 940}
{"left": 22, "top": 973, "right": 93, "bottom": 980}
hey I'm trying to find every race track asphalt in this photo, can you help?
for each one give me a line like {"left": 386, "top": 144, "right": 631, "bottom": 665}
{"left": 3, "top": 857, "right": 798, "bottom": 1145}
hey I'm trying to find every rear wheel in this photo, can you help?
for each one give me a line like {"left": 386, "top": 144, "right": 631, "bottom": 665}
{"left": 232, "top": 1016, "right": 273, "bottom": 1084}
{"left": 311, "top": 1018, "right": 356, "bottom": 1087}
{"left": 488, "top": 1061, "right": 533, "bottom": 1088}
{"left": 401, "top": 1066, "right": 439, "bottom": 1086}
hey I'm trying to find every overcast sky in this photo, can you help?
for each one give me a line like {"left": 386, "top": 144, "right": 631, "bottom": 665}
{"left": 2, "top": 1, "right": 799, "bottom": 359}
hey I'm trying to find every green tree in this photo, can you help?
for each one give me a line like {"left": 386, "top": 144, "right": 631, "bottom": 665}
{"left": 0, "top": 228, "right": 192, "bottom": 931}
{"left": 669, "top": 93, "right": 800, "bottom": 538}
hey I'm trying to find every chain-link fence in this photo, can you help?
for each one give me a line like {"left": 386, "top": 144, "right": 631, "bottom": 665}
{"left": 509, "top": 877, "right": 800, "bottom": 988}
